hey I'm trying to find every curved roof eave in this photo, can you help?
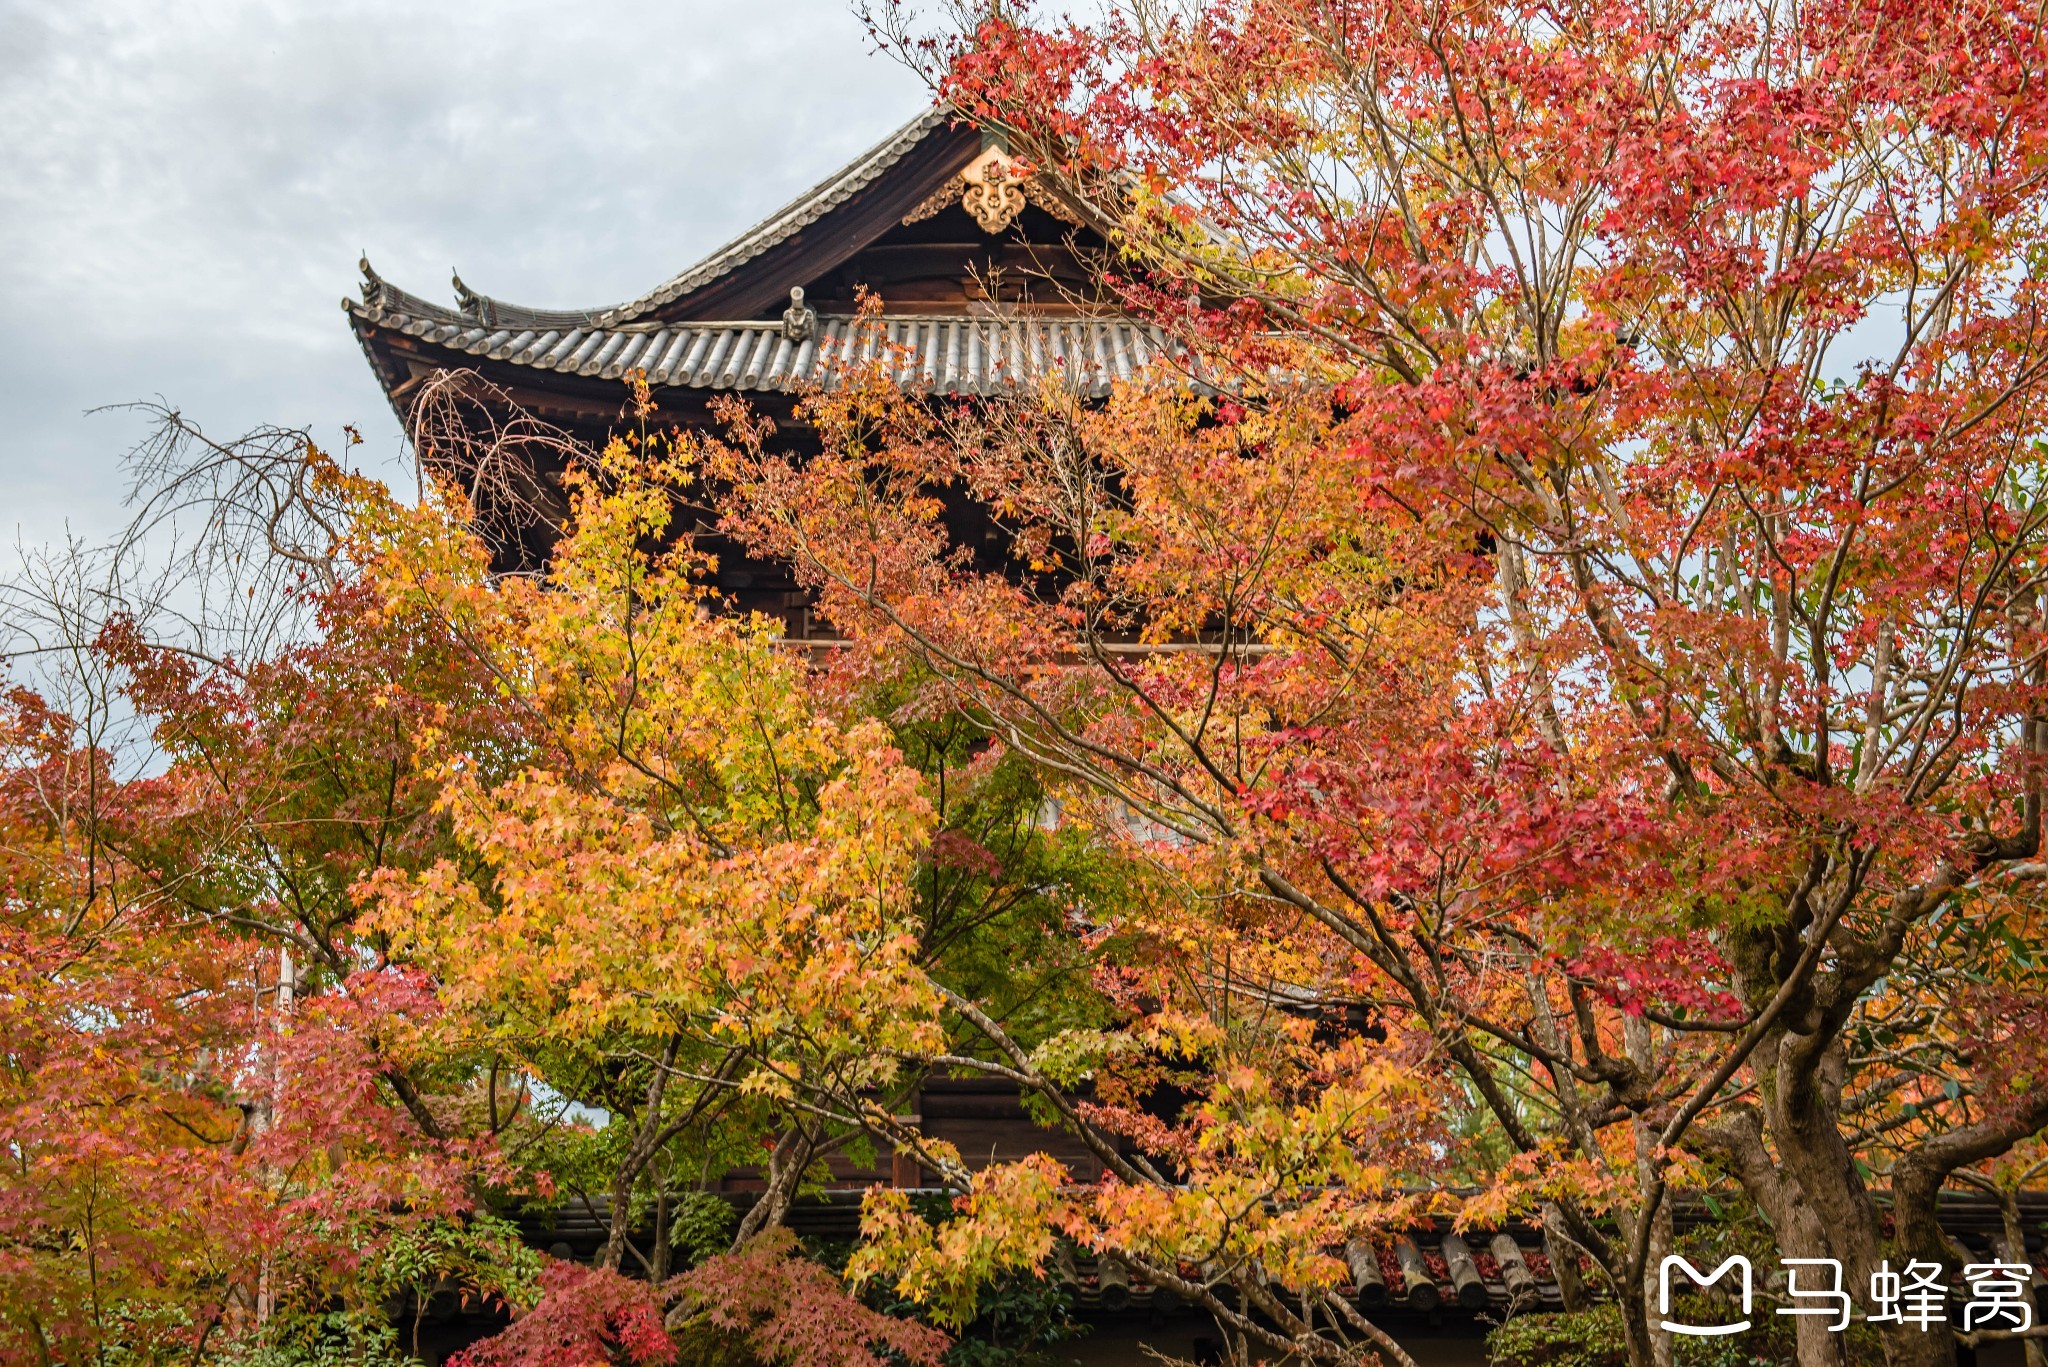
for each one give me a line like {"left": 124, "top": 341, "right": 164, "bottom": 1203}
{"left": 344, "top": 308, "right": 1213, "bottom": 399}
{"left": 596, "top": 105, "right": 957, "bottom": 325}
{"left": 348, "top": 105, "right": 961, "bottom": 335}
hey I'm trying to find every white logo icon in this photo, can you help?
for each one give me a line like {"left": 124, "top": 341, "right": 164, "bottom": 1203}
{"left": 1659, "top": 1255, "right": 1753, "bottom": 1337}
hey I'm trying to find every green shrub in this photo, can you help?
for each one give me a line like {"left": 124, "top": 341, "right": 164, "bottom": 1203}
{"left": 1486, "top": 1307, "right": 1797, "bottom": 1367}
{"left": 668, "top": 1311, "right": 760, "bottom": 1367}
{"left": 1486, "top": 1307, "right": 1632, "bottom": 1367}
{"left": 667, "top": 1191, "right": 739, "bottom": 1269}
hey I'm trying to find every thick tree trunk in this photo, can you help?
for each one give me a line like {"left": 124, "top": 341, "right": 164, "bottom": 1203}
{"left": 1614, "top": 1282, "right": 1659, "bottom": 1367}
{"left": 1764, "top": 1034, "right": 1884, "bottom": 1278}
{"left": 1542, "top": 1203, "right": 1589, "bottom": 1312}
{"left": 1717, "top": 913, "right": 1954, "bottom": 1367}
{"left": 1749, "top": 1028, "right": 1991, "bottom": 1367}
{"left": 1705, "top": 1102, "right": 1868, "bottom": 1367}
{"left": 1890, "top": 1101, "right": 2048, "bottom": 1366}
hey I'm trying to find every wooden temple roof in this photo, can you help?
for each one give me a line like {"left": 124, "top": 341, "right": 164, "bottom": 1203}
{"left": 593, "top": 106, "right": 964, "bottom": 326}
{"left": 521, "top": 1180, "right": 2048, "bottom": 1322}
{"left": 345, "top": 105, "right": 1184, "bottom": 419}
{"left": 350, "top": 311, "right": 1185, "bottom": 399}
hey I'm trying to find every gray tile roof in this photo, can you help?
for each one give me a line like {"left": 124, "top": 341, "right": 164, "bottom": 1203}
{"left": 598, "top": 107, "right": 956, "bottom": 326}
{"left": 347, "top": 102, "right": 1226, "bottom": 402}
{"left": 353, "top": 306, "right": 1194, "bottom": 397}
{"left": 355, "top": 108, "right": 961, "bottom": 337}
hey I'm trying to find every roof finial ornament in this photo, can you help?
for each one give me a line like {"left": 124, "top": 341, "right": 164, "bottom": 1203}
{"left": 781, "top": 286, "right": 816, "bottom": 343}
{"left": 452, "top": 270, "right": 496, "bottom": 325}
{"left": 358, "top": 254, "right": 385, "bottom": 308}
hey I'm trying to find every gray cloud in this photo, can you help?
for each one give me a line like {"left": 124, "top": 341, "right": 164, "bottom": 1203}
{"left": 0, "top": 0, "right": 928, "bottom": 543}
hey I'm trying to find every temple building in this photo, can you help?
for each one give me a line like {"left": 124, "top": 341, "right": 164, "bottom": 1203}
{"left": 347, "top": 107, "right": 1178, "bottom": 625}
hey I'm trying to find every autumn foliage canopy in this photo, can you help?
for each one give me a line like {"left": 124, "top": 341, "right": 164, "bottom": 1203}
{"left": 6, "top": 1, "right": 2048, "bottom": 1366}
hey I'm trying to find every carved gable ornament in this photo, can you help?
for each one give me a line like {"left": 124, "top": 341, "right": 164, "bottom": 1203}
{"left": 904, "top": 147, "right": 1077, "bottom": 234}
{"left": 960, "top": 147, "right": 1028, "bottom": 233}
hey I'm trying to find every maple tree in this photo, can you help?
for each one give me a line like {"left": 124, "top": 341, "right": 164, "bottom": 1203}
{"left": 0, "top": 580, "right": 536, "bottom": 1361}
{"left": 12, "top": 2, "right": 2048, "bottom": 1363}
{"left": 702, "top": 0, "right": 2048, "bottom": 1363}
{"left": 1, "top": 423, "right": 1032, "bottom": 1365}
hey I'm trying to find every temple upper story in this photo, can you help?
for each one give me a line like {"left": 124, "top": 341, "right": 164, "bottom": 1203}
{"left": 347, "top": 106, "right": 1183, "bottom": 430}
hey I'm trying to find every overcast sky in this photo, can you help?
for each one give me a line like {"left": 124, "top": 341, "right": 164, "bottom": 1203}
{"left": 0, "top": 0, "right": 929, "bottom": 548}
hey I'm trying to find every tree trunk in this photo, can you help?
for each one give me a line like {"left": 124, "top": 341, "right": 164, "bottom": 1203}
{"left": 600, "top": 1041, "right": 682, "bottom": 1272}
{"left": 1890, "top": 1114, "right": 2048, "bottom": 1365}
{"left": 731, "top": 1126, "right": 813, "bottom": 1248}
{"left": 1626, "top": 1018, "right": 1675, "bottom": 1367}
{"left": 650, "top": 1180, "right": 672, "bottom": 1284}
{"left": 1702, "top": 1103, "right": 1864, "bottom": 1367}
{"left": 1990, "top": 1194, "right": 2048, "bottom": 1367}
{"left": 1613, "top": 1280, "right": 1660, "bottom": 1367}
{"left": 599, "top": 1165, "right": 638, "bottom": 1272}
{"left": 1542, "top": 1203, "right": 1588, "bottom": 1312}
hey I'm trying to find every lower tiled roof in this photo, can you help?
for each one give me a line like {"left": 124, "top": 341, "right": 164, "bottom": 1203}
{"left": 355, "top": 307, "right": 1190, "bottom": 397}
{"left": 522, "top": 1188, "right": 2048, "bottom": 1319}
